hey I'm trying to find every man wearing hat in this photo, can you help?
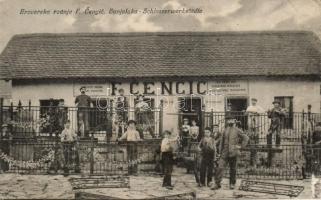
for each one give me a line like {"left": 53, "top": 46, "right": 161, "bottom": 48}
{"left": 246, "top": 98, "right": 264, "bottom": 167}
{"left": 212, "top": 117, "right": 249, "bottom": 190}
{"left": 75, "top": 86, "right": 92, "bottom": 138}
{"left": 267, "top": 100, "right": 287, "bottom": 147}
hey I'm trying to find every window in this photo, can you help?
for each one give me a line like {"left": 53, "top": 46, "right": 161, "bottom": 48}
{"left": 90, "top": 98, "right": 112, "bottom": 132}
{"left": 39, "top": 99, "right": 60, "bottom": 115}
{"left": 134, "top": 97, "right": 155, "bottom": 139}
{"left": 274, "top": 96, "right": 293, "bottom": 129}
{"left": 39, "top": 99, "right": 66, "bottom": 135}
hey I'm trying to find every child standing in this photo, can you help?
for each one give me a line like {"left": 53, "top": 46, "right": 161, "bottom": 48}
{"left": 198, "top": 127, "right": 216, "bottom": 187}
{"left": 161, "top": 130, "right": 177, "bottom": 190}
{"left": 119, "top": 120, "right": 142, "bottom": 175}
{"left": 180, "top": 118, "right": 190, "bottom": 152}
{"left": 60, "top": 120, "right": 80, "bottom": 175}
{"left": 190, "top": 119, "right": 199, "bottom": 141}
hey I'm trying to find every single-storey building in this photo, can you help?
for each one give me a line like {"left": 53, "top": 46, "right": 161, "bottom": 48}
{"left": 0, "top": 31, "right": 320, "bottom": 137}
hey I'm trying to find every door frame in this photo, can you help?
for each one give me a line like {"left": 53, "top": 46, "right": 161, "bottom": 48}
{"left": 178, "top": 96, "right": 204, "bottom": 138}
{"left": 225, "top": 95, "right": 249, "bottom": 111}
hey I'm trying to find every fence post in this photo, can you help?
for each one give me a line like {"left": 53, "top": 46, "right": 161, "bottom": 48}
{"left": 28, "top": 100, "right": 31, "bottom": 111}
{"left": 210, "top": 109, "right": 214, "bottom": 131}
{"left": 202, "top": 104, "right": 206, "bottom": 132}
{"left": 90, "top": 134, "right": 94, "bottom": 174}
{"left": 158, "top": 99, "right": 163, "bottom": 138}
{"left": 107, "top": 99, "right": 113, "bottom": 143}
{"left": 10, "top": 102, "right": 13, "bottom": 120}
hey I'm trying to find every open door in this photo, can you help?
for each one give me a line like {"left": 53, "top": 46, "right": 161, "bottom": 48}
{"left": 178, "top": 97, "right": 203, "bottom": 139}
{"left": 226, "top": 97, "right": 248, "bottom": 130}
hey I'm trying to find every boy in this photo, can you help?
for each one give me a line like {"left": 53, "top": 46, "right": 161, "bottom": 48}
{"left": 119, "top": 120, "right": 142, "bottom": 174}
{"left": 188, "top": 119, "right": 199, "bottom": 155}
{"left": 119, "top": 120, "right": 141, "bottom": 142}
{"left": 190, "top": 119, "right": 199, "bottom": 141}
{"left": 212, "top": 124, "right": 222, "bottom": 155}
{"left": 161, "top": 130, "right": 177, "bottom": 190}
{"left": 60, "top": 120, "right": 80, "bottom": 175}
{"left": 198, "top": 127, "right": 216, "bottom": 187}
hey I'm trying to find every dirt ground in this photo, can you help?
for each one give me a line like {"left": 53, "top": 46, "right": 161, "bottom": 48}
{"left": 0, "top": 167, "right": 312, "bottom": 199}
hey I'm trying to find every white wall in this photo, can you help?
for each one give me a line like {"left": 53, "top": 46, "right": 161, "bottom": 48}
{"left": 10, "top": 78, "right": 320, "bottom": 135}
{"left": 248, "top": 79, "right": 319, "bottom": 113}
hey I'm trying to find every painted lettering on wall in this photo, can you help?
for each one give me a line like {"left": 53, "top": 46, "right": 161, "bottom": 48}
{"left": 111, "top": 81, "right": 207, "bottom": 95}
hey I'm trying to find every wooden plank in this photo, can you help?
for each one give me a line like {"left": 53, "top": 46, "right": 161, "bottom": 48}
{"left": 75, "top": 192, "right": 122, "bottom": 200}
{"left": 239, "top": 180, "right": 304, "bottom": 197}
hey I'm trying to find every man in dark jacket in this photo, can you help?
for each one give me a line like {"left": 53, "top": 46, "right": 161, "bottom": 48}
{"left": 212, "top": 117, "right": 249, "bottom": 190}
{"left": 75, "top": 86, "right": 92, "bottom": 137}
{"left": 267, "top": 100, "right": 287, "bottom": 147}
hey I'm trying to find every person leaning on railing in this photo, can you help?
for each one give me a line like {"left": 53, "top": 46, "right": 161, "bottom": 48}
{"left": 60, "top": 120, "right": 80, "bottom": 176}
{"left": 267, "top": 100, "right": 287, "bottom": 147}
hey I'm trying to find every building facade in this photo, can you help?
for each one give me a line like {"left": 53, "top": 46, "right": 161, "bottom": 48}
{"left": 0, "top": 31, "right": 320, "bottom": 136}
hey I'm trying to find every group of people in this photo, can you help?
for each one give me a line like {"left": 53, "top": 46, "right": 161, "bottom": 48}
{"left": 160, "top": 116, "right": 249, "bottom": 190}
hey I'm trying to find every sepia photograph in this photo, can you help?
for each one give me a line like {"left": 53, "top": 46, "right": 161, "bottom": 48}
{"left": 0, "top": 0, "right": 321, "bottom": 199}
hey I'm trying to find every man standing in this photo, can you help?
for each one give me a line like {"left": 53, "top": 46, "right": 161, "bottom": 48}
{"left": 75, "top": 86, "right": 92, "bottom": 138}
{"left": 246, "top": 98, "right": 264, "bottom": 167}
{"left": 161, "top": 130, "right": 177, "bottom": 190}
{"left": 115, "top": 88, "right": 129, "bottom": 137}
{"left": 267, "top": 100, "right": 287, "bottom": 147}
{"left": 213, "top": 117, "right": 249, "bottom": 190}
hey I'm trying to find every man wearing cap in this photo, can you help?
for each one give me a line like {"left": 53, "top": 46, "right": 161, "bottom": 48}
{"left": 267, "top": 100, "right": 287, "bottom": 147}
{"left": 75, "top": 86, "right": 92, "bottom": 138}
{"left": 213, "top": 117, "right": 249, "bottom": 190}
{"left": 246, "top": 98, "right": 264, "bottom": 167}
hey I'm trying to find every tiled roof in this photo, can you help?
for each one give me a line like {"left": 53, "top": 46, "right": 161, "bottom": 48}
{"left": 0, "top": 31, "right": 320, "bottom": 80}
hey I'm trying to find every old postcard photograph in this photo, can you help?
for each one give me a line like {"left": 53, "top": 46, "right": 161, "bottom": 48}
{"left": 0, "top": 0, "right": 321, "bottom": 199}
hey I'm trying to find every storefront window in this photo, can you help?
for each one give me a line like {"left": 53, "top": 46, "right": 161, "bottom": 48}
{"left": 90, "top": 98, "right": 112, "bottom": 132}
{"left": 134, "top": 97, "right": 155, "bottom": 139}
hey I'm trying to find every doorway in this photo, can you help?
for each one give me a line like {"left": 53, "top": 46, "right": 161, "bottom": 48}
{"left": 226, "top": 97, "right": 248, "bottom": 130}
{"left": 178, "top": 97, "right": 203, "bottom": 139}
